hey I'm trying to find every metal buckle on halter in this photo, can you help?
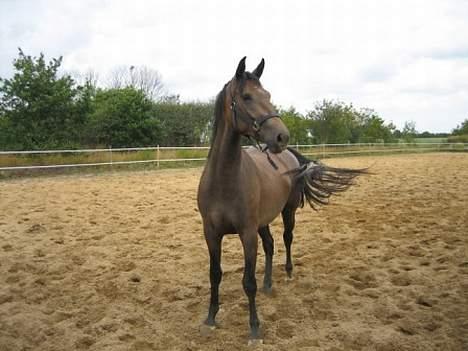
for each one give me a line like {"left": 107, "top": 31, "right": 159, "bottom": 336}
{"left": 252, "top": 120, "right": 259, "bottom": 133}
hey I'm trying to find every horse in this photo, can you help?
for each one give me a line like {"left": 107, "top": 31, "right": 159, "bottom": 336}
{"left": 197, "top": 57, "right": 366, "bottom": 344}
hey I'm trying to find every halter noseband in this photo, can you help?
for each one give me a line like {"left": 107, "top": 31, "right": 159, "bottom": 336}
{"left": 230, "top": 96, "right": 281, "bottom": 136}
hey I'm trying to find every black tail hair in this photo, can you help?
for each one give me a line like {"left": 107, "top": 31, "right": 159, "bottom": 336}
{"left": 287, "top": 147, "right": 368, "bottom": 210}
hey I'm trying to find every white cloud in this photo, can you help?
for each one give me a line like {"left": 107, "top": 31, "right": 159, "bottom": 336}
{"left": 1, "top": 0, "right": 467, "bottom": 132}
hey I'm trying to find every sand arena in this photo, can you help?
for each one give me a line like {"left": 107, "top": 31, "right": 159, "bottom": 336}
{"left": 0, "top": 153, "right": 467, "bottom": 350}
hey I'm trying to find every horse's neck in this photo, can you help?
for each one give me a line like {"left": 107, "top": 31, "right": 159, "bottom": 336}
{"left": 207, "top": 111, "right": 243, "bottom": 180}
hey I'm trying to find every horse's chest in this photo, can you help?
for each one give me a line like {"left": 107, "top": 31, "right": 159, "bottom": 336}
{"left": 198, "top": 186, "right": 254, "bottom": 231}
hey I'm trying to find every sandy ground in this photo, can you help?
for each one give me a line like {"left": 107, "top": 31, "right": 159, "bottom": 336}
{"left": 0, "top": 153, "right": 467, "bottom": 351}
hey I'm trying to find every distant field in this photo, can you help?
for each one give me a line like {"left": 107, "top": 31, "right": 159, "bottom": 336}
{"left": 413, "top": 137, "right": 447, "bottom": 143}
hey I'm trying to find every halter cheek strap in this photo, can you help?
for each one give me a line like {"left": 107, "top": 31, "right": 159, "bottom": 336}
{"left": 230, "top": 99, "right": 281, "bottom": 135}
{"left": 230, "top": 98, "right": 281, "bottom": 170}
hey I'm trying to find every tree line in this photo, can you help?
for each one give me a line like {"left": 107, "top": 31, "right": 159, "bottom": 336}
{"left": 0, "top": 49, "right": 461, "bottom": 151}
{"left": 0, "top": 50, "right": 215, "bottom": 150}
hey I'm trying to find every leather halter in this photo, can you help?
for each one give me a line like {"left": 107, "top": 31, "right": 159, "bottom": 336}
{"left": 230, "top": 96, "right": 281, "bottom": 136}
{"left": 229, "top": 89, "right": 282, "bottom": 170}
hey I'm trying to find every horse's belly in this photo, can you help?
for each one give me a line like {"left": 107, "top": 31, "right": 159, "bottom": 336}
{"left": 258, "top": 178, "right": 291, "bottom": 227}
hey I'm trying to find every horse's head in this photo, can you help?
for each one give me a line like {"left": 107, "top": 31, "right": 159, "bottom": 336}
{"left": 227, "top": 57, "right": 290, "bottom": 153}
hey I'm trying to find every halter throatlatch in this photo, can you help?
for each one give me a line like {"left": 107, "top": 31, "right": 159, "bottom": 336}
{"left": 230, "top": 96, "right": 281, "bottom": 170}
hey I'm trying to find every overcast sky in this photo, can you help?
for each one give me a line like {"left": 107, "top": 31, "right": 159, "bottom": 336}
{"left": 1, "top": 0, "right": 468, "bottom": 132}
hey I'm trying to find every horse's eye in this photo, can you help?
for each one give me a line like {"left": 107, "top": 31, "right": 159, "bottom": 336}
{"left": 243, "top": 94, "right": 252, "bottom": 101}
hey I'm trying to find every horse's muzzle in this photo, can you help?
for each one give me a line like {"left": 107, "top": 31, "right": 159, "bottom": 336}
{"left": 277, "top": 132, "right": 289, "bottom": 150}
{"left": 258, "top": 117, "right": 290, "bottom": 153}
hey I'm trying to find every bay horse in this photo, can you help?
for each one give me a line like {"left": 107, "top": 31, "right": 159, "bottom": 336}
{"left": 197, "top": 57, "right": 365, "bottom": 343}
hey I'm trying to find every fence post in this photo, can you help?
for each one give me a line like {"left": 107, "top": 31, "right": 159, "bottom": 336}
{"left": 157, "top": 145, "right": 160, "bottom": 168}
{"left": 109, "top": 145, "right": 113, "bottom": 169}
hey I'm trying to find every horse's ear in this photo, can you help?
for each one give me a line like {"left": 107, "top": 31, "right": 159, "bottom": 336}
{"left": 235, "top": 56, "right": 247, "bottom": 80}
{"left": 252, "top": 58, "right": 265, "bottom": 79}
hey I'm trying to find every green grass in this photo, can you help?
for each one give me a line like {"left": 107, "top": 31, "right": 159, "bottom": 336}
{"left": 413, "top": 137, "right": 447, "bottom": 143}
{"left": 0, "top": 148, "right": 208, "bottom": 168}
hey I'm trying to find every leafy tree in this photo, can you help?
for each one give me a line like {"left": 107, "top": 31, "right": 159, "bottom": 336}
{"left": 73, "top": 76, "right": 97, "bottom": 145}
{"left": 279, "top": 107, "right": 311, "bottom": 145}
{"left": 401, "top": 120, "right": 417, "bottom": 143}
{"left": 393, "top": 128, "right": 402, "bottom": 140}
{"left": 0, "top": 112, "right": 9, "bottom": 148}
{"left": 307, "top": 100, "right": 355, "bottom": 144}
{"left": 154, "top": 101, "right": 213, "bottom": 146}
{"left": 86, "top": 87, "right": 160, "bottom": 147}
{"left": 305, "top": 100, "right": 397, "bottom": 144}
{"left": 419, "top": 131, "right": 433, "bottom": 138}
{"left": 451, "top": 119, "right": 468, "bottom": 136}
{"left": 0, "top": 49, "right": 83, "bottom": 149}
{"left": 358, "top": 109, "right": 396, "bottom": 143}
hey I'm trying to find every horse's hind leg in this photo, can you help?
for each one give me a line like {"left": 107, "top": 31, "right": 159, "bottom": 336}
{"left": 204, "top": 231, "right": 223, "bottom": 327}
{"left": 259, "top": 226, "right": 274, "bottom": 294}
{"left": 282, "top": 206, "right": 296, "bottom": 279}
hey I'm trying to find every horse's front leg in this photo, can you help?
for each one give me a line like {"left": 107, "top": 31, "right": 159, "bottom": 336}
{"left": 204, "top": 227, "right": 223, "bottom": 328}
{"left": 240, "top": 229, "right": 262, "bottom": 343}
{"left": 259, "top": 226, "right": 274, "bottom": 294}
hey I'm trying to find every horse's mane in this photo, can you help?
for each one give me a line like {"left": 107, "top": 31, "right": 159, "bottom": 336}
{"left": 210, "top": 83, "right": 228, "bottom": 153}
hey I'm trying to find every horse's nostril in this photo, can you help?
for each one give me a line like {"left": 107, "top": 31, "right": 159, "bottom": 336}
{"left": 277, "top": 133, "right": 289, "bottom": 145}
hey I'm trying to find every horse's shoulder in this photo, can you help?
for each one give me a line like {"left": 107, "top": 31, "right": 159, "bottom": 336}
{"left": 243, "top": 147, "right": 299, "bottom": 175}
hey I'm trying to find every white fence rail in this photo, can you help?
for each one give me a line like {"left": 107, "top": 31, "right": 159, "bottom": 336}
{"left": 0, "top": 143, "right": 467, "bottom": 172}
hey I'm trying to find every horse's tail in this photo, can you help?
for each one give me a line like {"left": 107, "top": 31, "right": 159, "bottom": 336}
{"left": 286, "top": 147, "right": 368, "bottom": 210}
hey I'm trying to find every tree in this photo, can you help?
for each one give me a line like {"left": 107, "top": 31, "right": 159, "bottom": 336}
{"left": 107, "top": 65, "right": 165, "bottom": 101}
{"left": 393, "top": 128, "right": 402, "bottom": 140}
{"left": 307, "top": 100, "right": 355, "bottom": 144}
{"left": 401, "top": 121, "right": 417, "bottom": 143}
{"left": 279, "top": 107, "right": 311, "bottom": 145}
{"left": 86, "top": 87, "right": 160, "bottom": 147}
{"left": 451, "top": 119, "right": 468, "bottom": 136}
{"left": 153, "top": 101, "right": 214, "bottom": 146}
{"left": 0, "top": 49, "right": 83, "bottom": 149}
{"left": 358, "top": 109, "right": 396, "bottom": 143}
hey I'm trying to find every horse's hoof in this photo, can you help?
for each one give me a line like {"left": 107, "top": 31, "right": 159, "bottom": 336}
{"left": 247, "top": 338, "right": 264, "bottom": 347}
{"left": 285, "top": 276, "right": 294, "bottom": 282}
{"left": 199, "top": 323, "right": 217, "bottom": 336}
